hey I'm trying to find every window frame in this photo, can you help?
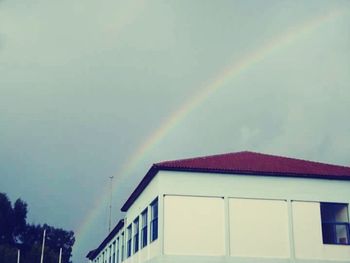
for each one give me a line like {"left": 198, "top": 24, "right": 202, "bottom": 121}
{"left": 109, "top": 244, "right": 112, "bottom": 263}
{"left": 116, "top": 237, "right": 119, "bottom": 263}
{"left": 126, "top": 224, "right": 132, "bottom": 257}
{"left": 320, "top": 202, "right": 350, "bottom": 245}
{"left": 112, "top": 241, "right": 115, "bottom": 263}
{"left": 133, "top": 217, "right": 140, "bottom": 253}
{"left": 141, "top": 208, "right": 148, "bottom": 248}
{"left": 121, "top": 231, "right": 125, "bottom": 261}
{"left": 150, "top": 198, "right": 159, "bottom": 242}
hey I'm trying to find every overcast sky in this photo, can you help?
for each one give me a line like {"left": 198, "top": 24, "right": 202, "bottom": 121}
{"left": 1, "top": 1, "right": 350, "bottom": 262}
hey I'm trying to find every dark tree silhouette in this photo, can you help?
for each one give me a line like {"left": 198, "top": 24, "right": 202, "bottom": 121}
{"left": 0, "top": 193, "right": 75, "bottom": 263}
{"left": 0, "top": 193, "right": 15, "bottom": 244}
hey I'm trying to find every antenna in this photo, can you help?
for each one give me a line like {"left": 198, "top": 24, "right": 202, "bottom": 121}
{"left": 108, "top": 176, "right": 114, "bottom": 233}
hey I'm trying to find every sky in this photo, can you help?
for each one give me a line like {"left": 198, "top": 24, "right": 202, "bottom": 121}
{"left": 1, "top": 0, "right": 350, "bottom": 262}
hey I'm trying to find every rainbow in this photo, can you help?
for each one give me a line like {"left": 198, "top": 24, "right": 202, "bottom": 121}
{"left": 74, "top": 9, "right": 343, "bottom": 259}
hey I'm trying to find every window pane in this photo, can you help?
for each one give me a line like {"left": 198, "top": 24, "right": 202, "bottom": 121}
{"left": 141, "top": 209, "right": 148, "bottom": 248}
{"left": 127, "top": 225, "right": 132, "bottom": 257}
{"left": 321, "top": 203, "right": 350, "bottom": 245}
{"left": 150, "top": 198, "right": 158, "bottom": 242}
{"left": 151, "top": 218, "right": 158, "bottom": 241}
{"left": 336, "top": 224, "right": 349, "bottom": 244}
{"left": 321, "top": 203, "right": 349, "bottom": 223}
{"left": 134, "top": 218, "right": 139, "bottom": 253}
{"left": 116, "top": 238, "right": 119, "bottom": 263}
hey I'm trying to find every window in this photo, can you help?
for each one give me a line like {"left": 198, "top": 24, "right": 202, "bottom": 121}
{"left": 127, "top": 225, "right": 132, "bottom": 257}
{"left": 121, "top": 232, "right": 125, "bottom": 261}
{"left": 141, "top": 209, "right": 148, "bottom": 248}
{"left": 109, "top": 244, "right": 112, "bottom": 263}
{"left": 133, "top": 218, "right": 140, "bottom": 253}
{"left": 116, "top": 238, "right": 119, "bottom": 263}
{"left": 321, "top": 203, "right": 350, "bottom": 245}
{"left": 112, "top": 241, "right": 115, "bottom": 263}
{"left": 150, "top": 198, "right": 158, "bottom": 242}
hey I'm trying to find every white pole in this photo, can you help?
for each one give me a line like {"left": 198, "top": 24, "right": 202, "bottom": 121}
{"left": 17, "top": 249, "right": 20, "bottom": 263}
{"left": 58, "top": 248, "right": 62, "bottom": 263}
{"left": 40, "top": 229, "right": 46, "bottom": 263}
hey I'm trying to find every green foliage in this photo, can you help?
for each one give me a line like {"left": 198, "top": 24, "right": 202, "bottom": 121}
{"left": 0, "top": 193, "right": 75, "bottom": 263}
{"left": 0, "top": 244, "right": 17, "bottom": 262}
{"left": 0, "top": 193, "right": 15, "bottom": 244}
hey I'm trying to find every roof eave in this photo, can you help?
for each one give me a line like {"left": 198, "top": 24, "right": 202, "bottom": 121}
{"left": 121, "top": 165, "right": 159, "bottom": 212}
{"left": 155, "top": 166, "right": 350, "bottom": 180}
{"left": 87, "top": 219, "right": 125, "bottom": 260}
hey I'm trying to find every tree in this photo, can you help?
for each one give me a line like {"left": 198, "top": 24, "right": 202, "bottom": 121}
{"left": 0, "top": 193, "right": 75, "bottom": 263}
{"left": 13, "top": 199, "right": 27, "bottom": 242}
{"left": 43, "top": 224, "right": 75, "bottom": 263}
{"left": 0, "top": 193, "right": 14, "bottom": 244}
{"left": 21, "top": 224, "right": 75, "bottom": 263}
{"left": 0, "top": 244, "right": 17, "bottom": 262}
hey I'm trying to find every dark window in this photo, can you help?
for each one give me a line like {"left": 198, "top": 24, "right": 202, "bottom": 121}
{"left": 133, "top": 218, "right": 139, "bottom": 253}
{"left": 109, "top": 244, "right": 112, "bottom": 263}
{"left": 116, "top": 238, "right": 119, "bottom": 263}
{"left": 127, "top": 225, "right": 132, "bottom": 257}
{"left": 141, "top": 209, "right": 148, "bottom": 248}
{"left": 150, "top": 198, "right": 158, "bottom": 242}
{"left": 321, "top": 203, "right": 350, "bottom": 245}
{"left": 121, "top": 232, "right": 125, "bottom": 261}
{"left": 112, "top": 241, "right": 115, "bottom": 263}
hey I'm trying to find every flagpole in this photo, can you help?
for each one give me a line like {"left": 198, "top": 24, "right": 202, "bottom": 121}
{"left": 17, "top": 249, "right": 20, "bottom": 263}
{"left": 58, "top": 248, "right": 62, "bottom": 263}
{"left": 40, "top": 229, "right": 46, "bottom": 263}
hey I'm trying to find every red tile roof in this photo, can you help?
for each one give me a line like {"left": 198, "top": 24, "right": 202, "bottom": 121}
{"left": 121, "top": 151, "right": 350, "bottom": 212}
{"left": 156, "top": 151, "right": 350, "bottom": 177}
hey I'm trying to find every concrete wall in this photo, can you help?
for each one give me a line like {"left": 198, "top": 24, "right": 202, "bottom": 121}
{"left": 163, "top": 195, "right": 225, "bottom": 256}
{"left": 158, "top": 170, "right": 350, "bottom": 262}
{"left": 229, "top": 198, "right": 290, "bottom": 258}
{"left": 123, "top": 173, "right": 161, "bottom": 263}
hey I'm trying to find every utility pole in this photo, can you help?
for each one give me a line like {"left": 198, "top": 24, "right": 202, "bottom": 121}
{"left": 40, "top": 229, "right": 46, "bottom": 263}
{"left": 17, "top": 249, "right": 20, "bottom": 263}
{"left": 108, "top": 176, "right": 114, "bottom": 233}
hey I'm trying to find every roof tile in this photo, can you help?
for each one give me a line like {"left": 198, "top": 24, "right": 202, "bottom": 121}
{"left": 156, "top": 151, "right": 350, "bottom": 178}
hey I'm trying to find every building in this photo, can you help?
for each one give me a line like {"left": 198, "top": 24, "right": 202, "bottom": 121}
{"left": 86, "top": 151, "right": 350, "bottom": 263}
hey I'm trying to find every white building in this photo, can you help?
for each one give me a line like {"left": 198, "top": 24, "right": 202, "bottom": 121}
{"left": 86, "top": 151, "right": 350, "bottom": 263}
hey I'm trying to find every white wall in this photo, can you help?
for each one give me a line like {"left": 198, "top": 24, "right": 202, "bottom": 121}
{"left": 158, "top": 171, "right": 350, "bottom": 262}
{"left": 92, "top": 170, "right": 350, "bottom": 263}
{"left": 158, "top": 170, "right": 350, "bottom": 203}
{"left": 164, "top": 195, "right": 225, "bottom": 256}
{"left": 229, "top": 198, "right": 290, "bottom": 258}
{"left": 292, "top": 201, "right": 350, "bottom": 261}
{"left": 123, "top": 173, "right": 161, "bottom": 263}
